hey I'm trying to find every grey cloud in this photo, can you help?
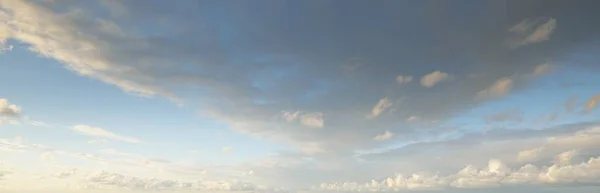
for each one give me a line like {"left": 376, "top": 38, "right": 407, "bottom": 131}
{"left": 485, "top": 108, "right": 523, "bottom": 123}
{"left": 507, "top": 18, "right": 557, "bottom": 48}
{"left": 2, "top": 0, "right": 600, "bottom": 157}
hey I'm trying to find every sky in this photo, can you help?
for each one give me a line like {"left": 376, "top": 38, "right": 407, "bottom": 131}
{"left": 1, "top": 0, "right": 600, "bottom": 192}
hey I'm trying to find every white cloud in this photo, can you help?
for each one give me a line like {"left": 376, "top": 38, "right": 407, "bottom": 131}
{"left": 300, "top": 112, "right": 324, "bottom": 128}
{"left": 0, "top": 1, "right": 179, "bottom": 101}
{"left": 281, "top": 111, "right": 324, "bottom": 128}
{"left": 420, "top": 71, "right": 450, "bottom": 88}
{"left": 476, "top": 77, "right": 513, "bottom": 100}
{"left": 585, "top": 94, "right": 600, "bottom": 112}
{"left": 395, "top": 75, "right": 413, "bottom": 85}
{"left": 281, "top": 111, "right": 301, "bottom": 122}
{"left": 317, "top": 154, "right": 600, "bottom": 192}
{"left": 508, "top": 18, "right": 557, "bottom": 48}
{"left": 0, "top": 98, "right": 21, "bottom": 118}
{"left": 368, "top": 98, "right": 393, "bottom": 118}
{"left": 71, "top": 125, "right": 142, "bottom": 143}
{"left": 374, "top": 131, "right": 394, "bottom": 141}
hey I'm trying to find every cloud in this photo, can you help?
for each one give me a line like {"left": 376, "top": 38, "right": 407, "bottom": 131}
{"left": 485, "top": 109, "right": 523, "bottom": 123}
{"left": 317, "top": 153, "right": 600, "bottom": 192}
{"left": 0, "top": 98, "right": 21, "bottom": 118}
{"left": 517, "top": 147, "right": 545, "bottom": 162}
{"left": 53, "top": 169, "right": 77, "bottom": 179}
{"left": 282, "top": 111, "right": 302, "bottom": 122}
{"left": 368, "top": 98, "right": 393, "bottom": 118}
{"left": 300, "top": 112, "right": 325, "bottom": 129}
{"left": 374, "top": 131, "right": 394, "bottom": 141}
{"left": 508, "top": 18, "right": 557, "bottom": 48}
{"left": 420, "top": 71, "right": 450, "bottom": 88}
{"left": 71, "top": 125, "right": 142, "bottom": 143}
{"left": 2, "top": 1, "right": 599, "bottom": 167}
{"left": 585, "top": 94, "right": 600, "bottom": 112}
{"left": 83, "top": 171, "right": 279, "bottom": 191}
{"left": 396, "top": 76, "right": 413, "bottom": 85}
{"left": 476, "top": 77, "right": 513, "bottom": 100}
{"left": 406, "top": 116, "right": 420, "bottom": 123}
{"left": 532, "top": 63, "right": 552, "bottom": 77}
{"left": 281, "top": 111, "right": 324, "bottom": 128}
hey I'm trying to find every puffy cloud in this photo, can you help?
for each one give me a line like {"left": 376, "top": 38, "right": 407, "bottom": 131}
{"left": 71, "top": 125, "right": 142, "bottom": 143}
{"left": 585, "top": 94, "right": 600, "bottom": 112}
{"left": 368, "top": 98, "right": 393, "bottom": 118}
{"left": 395, "top": 75, "right": 413, "bottom": 85}
{"left": 281, "top": 111, "right": 324, "bottom": 128}
{"left": 476, "top": 77, "right": 513, "bottom": 100}
{"left": 316, "top": 154, "right": 600, "bottom": 192}
{"left": 420, "top": 71, "right": 449, "bottom": 88}
{"left": 0, "top": 98, "right": 21, "bottom": 118}
{"left": 508, "top": 18, "right": 557, "bottom": 48}
{"left": 373, "top": 131, "right": 394, "bottom": 141}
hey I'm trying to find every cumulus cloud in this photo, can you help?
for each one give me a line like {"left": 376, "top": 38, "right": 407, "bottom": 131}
{"left": 585, "top": 94, "right": 600, "bottom": 112}
{"left": 476, "top": 77, "right": 513, "bottom": 100}
{"left": 71, "top": 125, "right": 142, "bottom": 143}
{"left": 420, "top": 71, "right": 450, "bottom": 88}
{"left": 508, "top": 18, "right": 557, "bottom": 48}
{"left": 374, "top": 131, "right": 394, "bottom": 141}
{"left": 395, "top": 76, "right": 413, "bottom": 85}
{"left": 317, "top": 154, "right": 600, "bottom": 192}
{"left": 0, "top": 98, "right": 21, "bottom": 118}
{"left": 281, "top": 111, "right": 324, "bottom": 128}
{"left": 368, "top": 98, "right": 393, "bottom": 118}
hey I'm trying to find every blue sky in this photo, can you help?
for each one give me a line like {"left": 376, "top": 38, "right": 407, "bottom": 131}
{"left": 1, "top": 0, "right": 600, "bottom": 193}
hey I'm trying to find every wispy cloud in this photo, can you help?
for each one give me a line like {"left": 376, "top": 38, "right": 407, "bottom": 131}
{"left": 71, "top": 125, "right": 142, "bottom": 143}
{"left": 508, "top": 18, "right": 557, "bottom": 48}
{"left": 368, "top": 98, "right": 393, "bottom": 118}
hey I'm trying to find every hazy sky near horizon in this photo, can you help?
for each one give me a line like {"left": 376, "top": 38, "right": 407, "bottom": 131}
{"left": 2, "top": 0, "right": 600, "bottom": 193}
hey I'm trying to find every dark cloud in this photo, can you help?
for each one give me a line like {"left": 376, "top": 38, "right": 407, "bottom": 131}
{"left": 2, "top": 0, "right": 600, "bottom": 159}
